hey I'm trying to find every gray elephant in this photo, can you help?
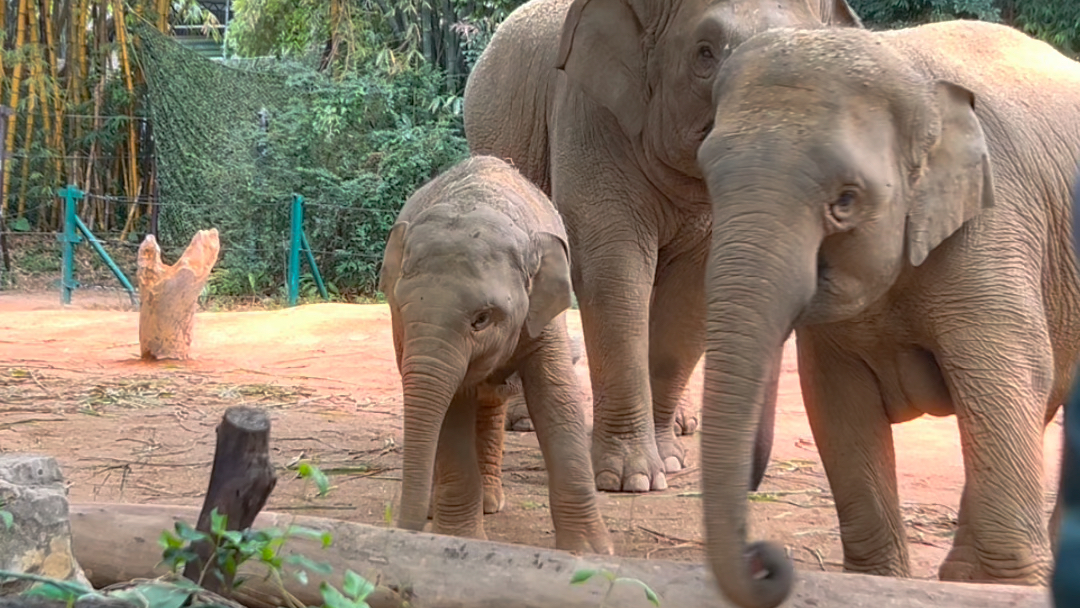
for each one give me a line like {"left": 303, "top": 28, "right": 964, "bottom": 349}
{"left": 379, "top": 155, "right": 613, "bottom": 554}
{"left": 464, "top": 0, "right": 861, "bottom": 493}
{"left": 693, "top": 21, "right": 1080, "bottom": 608}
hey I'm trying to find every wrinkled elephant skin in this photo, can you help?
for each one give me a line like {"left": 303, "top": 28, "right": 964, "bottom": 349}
{"left": 695, "top": 21, "right": 1080, "bottom": 608}
{"left": 380, "top": 155, "right": 612, "bottom": 555}
{"left": 464, "top": 0, "right": 862, "bottom": 494}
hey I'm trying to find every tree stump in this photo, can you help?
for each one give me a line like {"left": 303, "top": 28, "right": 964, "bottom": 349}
{"left": 182, "top": 406, "right": 277, "bottom": 595}
{"left": 137, "top": 229, "right": 220, "bottom": 360}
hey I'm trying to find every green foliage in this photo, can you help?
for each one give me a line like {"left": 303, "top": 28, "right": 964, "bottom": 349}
{"left": 571, "top": 569, "right": 661, "bottom": 607}
{"left": 848, "top": 0, "right": 1079, "bottom": 57}
{"left": 156, "top": 463, "right": 375, "bottom": 608}
{"left": 1008, "top": 0, "right": 1080, "bottom": 56}
{"left": 136, "top": 24, "right": 466, "bottom": 297}
{"left": 848, "top": 0, "right": 1000, "bottom": 27}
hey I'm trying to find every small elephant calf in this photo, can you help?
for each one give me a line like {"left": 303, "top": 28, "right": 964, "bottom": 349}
{"left": 379, "top": 155, "right": 613, "bottom": 554}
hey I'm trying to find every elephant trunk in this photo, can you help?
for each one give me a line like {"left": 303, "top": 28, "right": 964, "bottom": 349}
{"left": 701, "top": 182, "right": 821, "bottom": 608}
{"left": 396, "top": 330, "right": 469, "bottom": 532}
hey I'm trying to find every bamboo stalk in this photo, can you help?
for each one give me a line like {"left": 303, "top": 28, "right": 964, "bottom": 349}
{"left": 43, "top": 0, "right": 65, "bottom": 187}
{"left": 2, "top": 0, "right": 31, "bottom": 217}
{"left": 114, "top": 0, "right": 139, "bottom": 240}
{"left": 157, "top": 0, "right": 167, "bottom": 31}
{"left": 16, "top": 1, "right": 43, "bottom": 221}
{"left": 33, "top": 59, "right": 54, "bottom": 228}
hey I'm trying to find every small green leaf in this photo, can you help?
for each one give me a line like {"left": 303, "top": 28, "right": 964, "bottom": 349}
{"left": 11, "top": 217, "right": 30, "bottom": 232}
{"left": 343, "top": 570, "right": 374, "bottom": 600}
{"left": 284, "top": 553, "right": 333, "bottom": 575}
{"left": 643, "top": 584, "right": 661, "bottom": 606}
{"left": 210, "top": 508, "right": 229, "bottom": 535}
{"left": 0, "top": 510, "right": 13, "bottom": 530}
{"left": 319, "top": 581, "right": 355, "bottom": 608}
{"left": 175, "top": 522, "right": 207, "bottom": 543}
{"left": 569, "top": 569, "right": 597, "bottom": 585}
{"left": 298, "top": 462, "right": 331, "bottom": 497}
{"left": 382, "top": 503, "right": 393, "bottom": 526}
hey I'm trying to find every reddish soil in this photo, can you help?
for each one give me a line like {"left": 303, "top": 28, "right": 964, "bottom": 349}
{"left": 0, "top": 290, "right": 1064, "bottom": 580}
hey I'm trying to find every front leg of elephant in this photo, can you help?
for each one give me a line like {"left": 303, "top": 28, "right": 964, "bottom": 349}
{"left": 555, "top": 163, "right": 667, "bottom": 492}
{"left": 519, "top": 316, "right": 613, "bottom": 554}
{"left": 798, "top": 329, "right": 911, "bottom": 576}
{"left": 934, "top": 316, "right": 1054, "bottom": 584}
{"left": 432, "top": 392, "right": 487, "bottom": 540}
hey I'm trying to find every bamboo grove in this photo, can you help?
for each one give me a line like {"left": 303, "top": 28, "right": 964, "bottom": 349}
{"left": 0, "top": 0, "right": 175, "bottom": 239}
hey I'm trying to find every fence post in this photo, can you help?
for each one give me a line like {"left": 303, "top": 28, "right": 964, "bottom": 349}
{"left": 300, "top": 232, "right": 329, "bottom": 301}
{"left": 58, "top": 185, "right": 84, "bottom": 305}
{"left": 288, "top": 194, "right": 302, "bottom": 307}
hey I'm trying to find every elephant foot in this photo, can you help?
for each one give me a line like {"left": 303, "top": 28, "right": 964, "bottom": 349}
{"left": 592, "top": 430, "right": 667, "bottom": 493}
{"left": 673, "top": 397, "right": 699, "bottom": 436}
{"left": 656, "top": 430, "right": 687, "bottom": 474}
{"left": 483, "top": 475, "right": 505, "bottom": 514}
{"left": 939, "top": 542, "right": 1050, "bottom": 585}
{"left": 555, "top": 517, "right": 615, "bottom": 555}
{"left": 504, "top": 393, "right": 535, "bottom": 432}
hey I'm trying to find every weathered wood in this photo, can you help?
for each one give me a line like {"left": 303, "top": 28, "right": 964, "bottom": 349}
{"left": 182, "top": 407, "right": 277, "bottom": 595}
{"left": 137, "top": 228, "right": 219, "bottom": 360}
{"left": 69, "top": 503, "right": 1051, "bottom": 608}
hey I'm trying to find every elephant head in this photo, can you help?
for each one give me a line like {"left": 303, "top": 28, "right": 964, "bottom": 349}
{"left": 555, "top": 0, "right": 861, "bottom": 184}
{"left": 379, "top": 201, "right": 572, "bottom": 532}
{"left": 693, "top": 28, "right": 995, "bottom": 608}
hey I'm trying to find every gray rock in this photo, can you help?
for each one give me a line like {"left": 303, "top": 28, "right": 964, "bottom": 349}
{"left": 0, "top": 454, "right": 90, "bottom": 596}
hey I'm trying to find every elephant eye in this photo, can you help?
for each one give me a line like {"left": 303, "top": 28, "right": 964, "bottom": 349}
{"left": 471, "top": 309, "right": 493, "bottom": 331}
{"left": 830, "top": 190, "right": 858, "bottom": 221}
{"left": 694, "top": 43, "right": 718, "bottom": 76}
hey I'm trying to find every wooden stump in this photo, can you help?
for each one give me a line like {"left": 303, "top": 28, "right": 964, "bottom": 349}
{"left": 137, "top": 229, "right": 219, "bottom": 360}
{"left": 182, "top": 406, "right": 277, "bottom": 594}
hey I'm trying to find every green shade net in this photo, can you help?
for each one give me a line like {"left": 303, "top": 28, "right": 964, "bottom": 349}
{"left": 134, "top": 24, "right": 466, "bottom": 296}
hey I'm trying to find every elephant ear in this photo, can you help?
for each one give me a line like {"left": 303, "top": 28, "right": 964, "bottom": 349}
{"left": 526, "top": 232, "right": 573, "bottom": 338}
{"left": 906, "top": 81, "right": 995, "bottom": 267}
{"left": 378, "top": 221, "right": 409, "bottom": 297}
{"left": 819, "top": 0, "right": 863, "bottom": 28}
{"left": 556, "top": 0, "right": 648, "bottom": 139}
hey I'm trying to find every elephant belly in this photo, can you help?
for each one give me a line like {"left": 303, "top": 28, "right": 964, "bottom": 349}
{"left": 877, "top": 347, "right": 955, "bottom": 423}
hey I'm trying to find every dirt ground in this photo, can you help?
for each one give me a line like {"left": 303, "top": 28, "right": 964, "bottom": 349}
{"left": 0, "top": 289, "right": 1065, "bottom": 581}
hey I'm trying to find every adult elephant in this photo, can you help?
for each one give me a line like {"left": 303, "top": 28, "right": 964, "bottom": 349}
{"left": 695, "top": 22, "right": 1080, "bottom": 608}
{"left": 464, "top": 0, "right": 861, "bottom": 493}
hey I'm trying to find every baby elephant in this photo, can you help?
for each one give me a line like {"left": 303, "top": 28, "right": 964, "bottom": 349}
{"left": 379, "top": 155, "right": 613, "bottom": 554}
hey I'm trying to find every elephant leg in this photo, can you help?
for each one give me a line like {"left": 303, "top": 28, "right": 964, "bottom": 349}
{"left": 648, "top": 243, "right": 707, "bottom": 473}
{"left": 475, "top": 388, "right": 507, "bottom": 515}
{"left": 520, "top": 316, "right": 614, "bottom": 554}
{"left": 503, "top": 374, "right": 534, "bottom": 432}
{"left": 936, "top": 334, "right": 1051, "bottom": 584}
{"left": 431, "top": 393, "right": 486, "bottom": 540}
{"left": 797, "top": 329, "right": 910, "bottom": 576}
{"left": 558, "top": 199, "right": 664, "bottom": 492}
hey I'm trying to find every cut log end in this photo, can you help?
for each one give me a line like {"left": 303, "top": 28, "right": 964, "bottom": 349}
{"left": 183, "top": 406, "right": 276, "bottom": 596}
{"left": 136, "top": 228, "right": 220, "bottom": 361}
{"left": 224, "top": 406, "right": 272, "bottom": 433}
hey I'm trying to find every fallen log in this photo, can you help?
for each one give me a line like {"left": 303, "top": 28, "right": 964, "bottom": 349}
{"left": 137, "top": 229, "right": 219, "bottom": 360}
{"left": 183, "top": 407, "right": 277, "bottom": 594}
{"left": 69, "top": 503, "right": 1050, "bottom": 608}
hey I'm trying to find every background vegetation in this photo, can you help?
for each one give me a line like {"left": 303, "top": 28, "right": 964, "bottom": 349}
{"left": 0, "top": 0, "right": 1077, "bottom": 299}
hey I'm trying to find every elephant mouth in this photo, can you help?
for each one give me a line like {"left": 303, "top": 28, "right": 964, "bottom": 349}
{"left": 698, "top": 120, "right": 715, "bottom": 143}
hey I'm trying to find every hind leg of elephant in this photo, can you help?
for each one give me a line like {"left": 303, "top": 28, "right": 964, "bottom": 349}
{"left": 648, "top": 241, "right": 707, "bottom": 473}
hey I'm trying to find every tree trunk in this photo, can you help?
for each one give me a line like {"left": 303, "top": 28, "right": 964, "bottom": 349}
{"left": 136, "top": 228, "right": 219, "bottom": 360}
{"left": 69, "top": 503, "right": 1052, "bottom": 608}
{"left": 182, "top": 406, "right": 277, "bottom": 595}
